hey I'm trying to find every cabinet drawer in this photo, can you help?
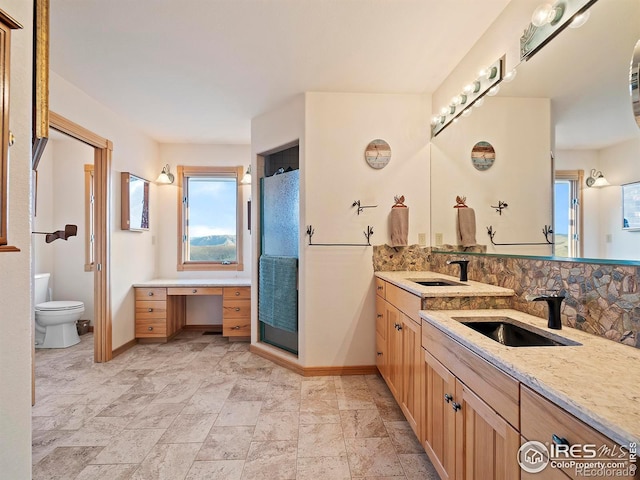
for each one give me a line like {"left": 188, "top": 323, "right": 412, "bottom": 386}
{"left": 167, "top": 287, "right": 223, "bottom": 296}
{"left": 135, "top": 318, "right": 167, "bottom": 337}
{"left": 375, "top": 278, "right": 386, "bottom": 298}
{"left": 223, "top": 287, "right": 251, "bottom": 300}
{"left": 375, "top": 295, "right": 387, "bottom": 341}
{"left": 135, "top": 288, "right": 167, "bottom": 300}
{"left": 223, "top": 299, "right": 250, "bottom": 318}
{"left": 135, "top": 300, "right": 166, "bottom": 318}
{"left": 223, "top": 317, "right": 251, "bottom": 336}
{"left": 386, "top": 282, "right": 420, "bottom": 324}
{"left": 521, "top": 386, "right": 636, "bottom": 480}
{"left": 422, "top": 320, "right": 519, "bottom": 429}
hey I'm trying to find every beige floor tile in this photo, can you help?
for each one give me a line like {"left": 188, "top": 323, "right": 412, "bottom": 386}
{"left": 340, "top": 409, "right": 388, "bottom": 438}
{"left": 185, "top": 460, "right": 245, "bottom": 480}
{"left": 296, "top": 456, "right": 351, "bottom": 480}
{"left": 58, "top": 416, "right": 130, "bottom": 446}
{"left": 197, "top": 425, "right": 254, "bottom": 460}
{"left": 398, "top": 453, "right": 440, "bottom": 480}
{"left": 214, "top": 401, "right": 262, "bottom": 426}
{"left": 385, "top": 421, "right": 423, "bottom": 454}
{"left": 33, "top": 446, "right": 103, "bottom": 480}
{"left": 96, "top": 393, "right": 158, "bottom": 418}
{"left": 127, "top": 403, "right": 185, "bottom": 429}
{"left": 32, "top": 429, "right": 74, "bottom": 465}
{"left": 336, "top": 388, "right": 377, "bottom": 410}
{"left": 345, "top": 437, "right": 404, "bottom": 477}
{"left": 74, "top": 464, "right": 138, "bottom": 480}
{"left": 227, "top": 378, "right": 269, "bottom": 401}
{"left": 261, "top": 386, "right": 301, "bottom": 413}
{"left": 130, "top": 442, "right": 201, "bottom": 480}
{"left": 241, "top": 441, "right": 297, "bottom": 480}
{"left": 151, "top": 382, "right": 201, "bottom": 404}
{"left": 91, "top": 428, "right": 165, "bottom": 464}
{"left": 298, "top": 423, "right": 346, "bottom": 457}
{"left": 253, "top": 411, "right": 299, "bottom": 441}
{"left": 159, "top": 413, "right": 217, "bottom": 443}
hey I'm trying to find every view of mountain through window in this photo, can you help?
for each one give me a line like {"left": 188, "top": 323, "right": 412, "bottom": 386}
{"left": 186, "top": 176, "right": 237, "bottom": 263}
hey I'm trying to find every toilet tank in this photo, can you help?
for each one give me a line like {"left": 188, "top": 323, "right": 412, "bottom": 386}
{"left": 34, "top": 273, "right": 51, "bottom": 305}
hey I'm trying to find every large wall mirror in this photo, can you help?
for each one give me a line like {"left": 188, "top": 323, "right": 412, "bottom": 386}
{"left": 431, "top": 0, "right": 640, "bottom": 263}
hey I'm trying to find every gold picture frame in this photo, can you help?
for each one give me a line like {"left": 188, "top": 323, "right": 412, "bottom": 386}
{"left": 32, "top": 0, "right": 49, "bottom": 170}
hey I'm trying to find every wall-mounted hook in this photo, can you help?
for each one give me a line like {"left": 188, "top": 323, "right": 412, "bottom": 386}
{"left": 491, "top": 200, "right": 508, "bottom": 215}
{"left": 32, "top": 224, "right": 78, "bottom": 243}
{"left": 352, "top": 200, "right": 378, "bottom": 215}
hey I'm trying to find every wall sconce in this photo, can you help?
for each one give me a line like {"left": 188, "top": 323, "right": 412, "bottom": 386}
{"left": 241, "top": 165, "right": 252, "bottom": 184}
{"left": 586, "top": 169, "right": 609, "bottom": 188}
{"left": 521, "top": 0, "right": 596, "bottom": 61}
{"left": 431, "top": 56, "right": 504, "bottom": 138}
{"left": 156, "top": 164, "right": 174, "bottom": 184}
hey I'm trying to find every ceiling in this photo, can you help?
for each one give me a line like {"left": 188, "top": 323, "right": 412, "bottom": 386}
{"left": 50, "top": 0, "right": 511, "bottom": 144}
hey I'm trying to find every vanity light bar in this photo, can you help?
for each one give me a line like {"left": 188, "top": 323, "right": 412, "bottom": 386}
{"left": 431, "top": 57, "right": 504, "bottom": 138}
{"left": 521, "top": 0, "right": 599, "bottom": 61}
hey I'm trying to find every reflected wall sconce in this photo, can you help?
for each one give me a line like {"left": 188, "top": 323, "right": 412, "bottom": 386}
{"left": 241, "top": 165, "right": 252, "bottom": 184}
{"left": 521, "top": 0, "right": 597, "bottom": 61}
{"left": 156, "top": 164, "right": 174, "bottom": 184}
{"left": 586, "top": 168, "right": 609, "bottom": 188}
{"left": 431, "top": 56, "right": 504, "bottom": 138}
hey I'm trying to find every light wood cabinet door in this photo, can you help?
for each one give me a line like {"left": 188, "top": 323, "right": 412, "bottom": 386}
{"left": 375, "top": 295, "right": 388, "bottom": 379}
{"left": 400, "top": 314, "right": 423, "bottom": 439}
{"left": 459, "top": 383, "right": 521, "bottom": 480}
{"left": 423, "top": 350, "right": 457, "bottom": 480}
{"left": 386, "top": 302, "right": 403, "bottom": 403}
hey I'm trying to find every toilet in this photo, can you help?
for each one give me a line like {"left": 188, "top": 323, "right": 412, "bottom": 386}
{"left": 34, "top": 273, "right": 84, "bottom": 349}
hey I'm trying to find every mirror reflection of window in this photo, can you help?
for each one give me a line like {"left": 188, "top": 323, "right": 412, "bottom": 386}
{"left": 554, "top": 171, "right": 583, "bottom": 258}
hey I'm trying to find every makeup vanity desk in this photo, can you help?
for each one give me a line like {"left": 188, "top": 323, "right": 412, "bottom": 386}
{"left": 132, "top": 279, "right": 251, "bottom": 342}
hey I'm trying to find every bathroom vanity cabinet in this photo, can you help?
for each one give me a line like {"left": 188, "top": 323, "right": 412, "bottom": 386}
{"left": 134, "top": 280, "right": 251, "bottom": 342}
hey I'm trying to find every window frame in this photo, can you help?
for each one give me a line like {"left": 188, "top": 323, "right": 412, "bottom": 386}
{"left": 177, "top": 165, "right": 244, "bottom": 271}
{"left": 554, "top": 170, "right": 584, "bottom": 258}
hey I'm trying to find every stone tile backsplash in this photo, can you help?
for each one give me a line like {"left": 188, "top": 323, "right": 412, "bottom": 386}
{"left": 373, "top": 245, "right": 640, "bottom": 349}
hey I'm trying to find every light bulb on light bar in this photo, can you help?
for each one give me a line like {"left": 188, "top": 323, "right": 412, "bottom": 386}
{"left": 503, "top": 69, "right": 517, "bottom": 83}
{"left": 487, "top": 85, "right": 500, "bottom": 96}
{"left": 569, "top": 10, "right": 590, "bottom": 28}
{"left": 440, "top": 107, "right": 449, "bottom": 116}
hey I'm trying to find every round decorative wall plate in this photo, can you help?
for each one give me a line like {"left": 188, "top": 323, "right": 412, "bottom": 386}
{"left": 365, "top": 139, "right": 391, "bottom": 169}
{"left": 471, "top": 141, "right": 495, "bottom": 171}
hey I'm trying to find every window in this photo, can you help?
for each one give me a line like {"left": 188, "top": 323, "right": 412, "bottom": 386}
{"left": 554, "top": 170, "right": 583, "bottom": 258}
{"left": 177, "top": 166, "right": 243, "bottom": 271}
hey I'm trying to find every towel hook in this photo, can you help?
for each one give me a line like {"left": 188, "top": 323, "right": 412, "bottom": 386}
{"left": 491, "top": 200, "right": 508, "bottom": 215}
{"left": 352, "top": 200, "right": 378, "bottom": 215}
{"left": 32, "top": 224, "right": 78, "bottom": 243}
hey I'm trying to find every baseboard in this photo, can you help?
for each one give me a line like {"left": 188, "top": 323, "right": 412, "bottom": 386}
{"left": 183, "top": 324, "right": 222, "bottom": 333}
{"left": 111, "top": 338, "right": 137, "bottom": 358}
{"left": 250, "top": 343, "right": 377, "bottom": 377}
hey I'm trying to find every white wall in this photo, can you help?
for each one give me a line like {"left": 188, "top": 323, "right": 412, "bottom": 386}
{"left": 50, "top": 72, "right": 159, "bottom": 349}
{"left": 431, "top": 96, "right": 552, "bottom": 256}
{"left": 304, "top": 92, "right": 430, "bottom": 367}
{"left": 34, "top": 136, "right": 95, "bottom": 321}
{"left": 157, "top": 143, "right": 251, "bottom": 324}
{"left": 0, "top": 1, "right": 34, "bottom": 477}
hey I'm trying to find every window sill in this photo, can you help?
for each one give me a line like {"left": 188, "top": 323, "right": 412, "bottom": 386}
{"left": 0, "top": 245, "right": 20, "bottom": 253}
{"left": 177, "top": 262, "right": 244, "bottom": 272}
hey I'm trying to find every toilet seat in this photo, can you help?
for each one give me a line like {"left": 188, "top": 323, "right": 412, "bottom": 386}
{"left": 36, "top": 300, "right": 84, "bottom": 312}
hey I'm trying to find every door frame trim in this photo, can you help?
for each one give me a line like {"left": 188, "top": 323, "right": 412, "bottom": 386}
{"left": 49, "top": 111, "right": 113, "bottom": 362}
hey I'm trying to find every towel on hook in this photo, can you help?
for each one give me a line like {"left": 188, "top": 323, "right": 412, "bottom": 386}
{"left": 389, "top": 207, "right": 409, "bottom": 247}
{"left": 456, "top": 207, "right": 477, "bottom": 247}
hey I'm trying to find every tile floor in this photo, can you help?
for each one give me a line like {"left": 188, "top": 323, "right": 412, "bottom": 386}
{"left": 32, "top": 331, "right": 439, "bottom": 479}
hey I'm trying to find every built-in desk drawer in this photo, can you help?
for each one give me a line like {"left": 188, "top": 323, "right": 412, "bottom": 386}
{"left": 135, "top": 300, "right": 167, "bottom": 318}
{"left": 168, "top": 287, "right": 223, "bottom": 296}
{"left": 223, "top": 317, "right": 251, "bottom": 337}
{"left": 135, "top": 288, "right": 167, "bottom": 300}
{"left": 223, "top": 287, "right": 251, "bottom": 300}
{"left": 135, "top": 318, "right": 167, "bottom": 337}
{"left": 223, "top": 299, "right": 250, "bottom": 318}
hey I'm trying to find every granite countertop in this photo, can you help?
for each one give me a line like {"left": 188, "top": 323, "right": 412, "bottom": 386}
{"left": 375, "top": 270, "right": 514, "bottom": 298}
{"left": 419, "top": 308, "right": 640, "bottom": 447}
{"left": 133, "top": 278, "right": 252, "bottom": 288}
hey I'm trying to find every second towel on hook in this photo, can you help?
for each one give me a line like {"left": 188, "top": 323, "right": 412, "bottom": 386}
{"left": 456, "top": 207, "right": 477, "bottom": 247}
{"left": 389, "top": 206, "right": 409, "bottom": 247}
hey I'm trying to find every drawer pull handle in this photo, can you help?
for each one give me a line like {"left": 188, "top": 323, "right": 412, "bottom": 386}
{"left": 148, "top": 308, "right": 153, "bottom": 312}
{"left": 396, "top": 324, "right": 402, "bottom": 331}
{"left": 451, "top": 402, "right": 461, "bottom": 412}
{"left": 192, "top": 289, "right": 197, "bottom": 294}
{"left": 444, "top": 393, "right": 453, "bottom": 403}
{"left": 235, "top": 307, "right": 241, "bottom": 312}
{"left": 377, "top": 285, "right": 383, "bottom": 290}
{"left": 377, "top": 351, "right": 383, "bottom": 356}
{"left": 376, "top": 314, "right": 383, "bottom": 318}
{"left": 232, "top": 325, "right": 241, "bottom": 330}
{"left": 148, "top": 326, "right": 153, "bottom": 331}
{"left": 552, "top": 434, "right": 570, "bottom": 446}
{"left": 148, "top": 292, "right": 154, "bottom": 296}
{"left": 235, "top": 291, "right": 240, "bottom": 296}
